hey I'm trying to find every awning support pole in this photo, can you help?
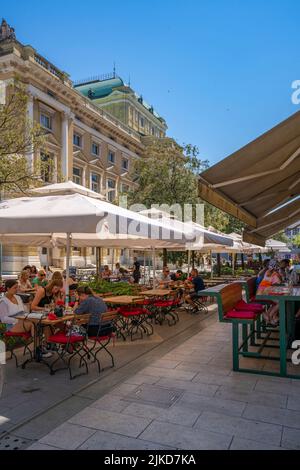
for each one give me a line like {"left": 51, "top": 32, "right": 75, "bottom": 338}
{"left": 65, "top": 233, "right": 71, "bottom": 307}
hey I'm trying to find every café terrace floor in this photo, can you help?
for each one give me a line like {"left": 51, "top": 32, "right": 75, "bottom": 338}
{"left": 1, "top": 304, "right": 300, "bottom": 450}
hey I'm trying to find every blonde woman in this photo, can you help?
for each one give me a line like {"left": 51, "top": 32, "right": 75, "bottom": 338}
{"left": 18, "top": 270, "right": 33, "bottom": 292}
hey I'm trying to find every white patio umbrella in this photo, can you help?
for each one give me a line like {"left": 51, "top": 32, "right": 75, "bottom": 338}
{"left": 266, "top": 239, "right": 291, "bottom": 253}
{"left": 30, "top": 180, "right": 106, "bottom": 200}
{"left": 0, "top": 194, "right": 199, "bottom": 298}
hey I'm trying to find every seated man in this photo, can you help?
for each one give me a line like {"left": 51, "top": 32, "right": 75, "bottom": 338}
{"left": 184, "top": 268, "right": 205, "bottom": 313}
{"left": 159, "top": 266, "right": 171, "bottom": 287}
{"left": 170, "top": 270, "right": 183, "bottom": 282}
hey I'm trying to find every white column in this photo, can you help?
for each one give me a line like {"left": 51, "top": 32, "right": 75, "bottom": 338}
{"left": 26, "top": 94, "right": 34, "bottom": 171}
{"left": 61, "top": 113, "right": 70, "bottom": 180}
{"left": 82, "top": 165, "right": 87, "bottom": 187}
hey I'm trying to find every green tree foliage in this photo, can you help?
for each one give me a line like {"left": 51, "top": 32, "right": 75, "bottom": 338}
{"left": 128, "top": 137, "right": 209, "bottom": 207}
{"left": 272, "top": 231, "right": 290, "bottom": 244}
{"left": 0, "top": 81, "right": 45, "bottom": 193}
{"left": 291, "top": 234, "right": 300, "bottom": 248}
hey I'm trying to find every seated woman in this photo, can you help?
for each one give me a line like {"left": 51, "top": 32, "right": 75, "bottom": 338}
{"left": 0, "top": 279, "right": 34, "bottom": 337}
{"left": 31, "top": 279, "right": 63, "bottom": 311}
{"left": 113, "top": 263, "right": 121, "bottom": 277}
{"left": 101, "top": 265, "right": 112, "bottom": 280}
{"left": 256, "top": 259, "right": 270, "bottom": 289}
{"left": 257, "top": 259, "right": 282, "bottom": 326}
{"left": 32, "top": 270, "right": 48, "bottom": 290}
{"left": 18, "top": 270, "right": 33, "bottom": 292}
{"left": 74, "top": 286, "right": 113, "bottom": 336}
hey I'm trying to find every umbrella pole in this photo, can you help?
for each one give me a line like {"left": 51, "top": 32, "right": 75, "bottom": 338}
{"left": 232, "top": 253, "right": 236, "bottom": 276}
{"left": 45, "top": 248, "right": 49, "bottom": 278}
{"left": 111, "top": 249, "right": 115, "bottom": 272}
{"left": 210, "top": 251, "right": 213, "bottom": 279}
{"left": 152, "top": 247, "right": 156, "bottom": 288}
{"left": 65, "top": 233, "right": 71, "bottom": 307}
{"left": 148, "top": 251, "right": 151, "bottom": 286}
{"left": 187, "top": 250, "right": 191, "bottom": 276}
{"left": 143, "top": 251, "right": 146, "bottom": 285}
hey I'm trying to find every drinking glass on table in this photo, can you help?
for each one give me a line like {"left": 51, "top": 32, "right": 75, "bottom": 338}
{"left": 44, "top": 304, "right": 51, "bottom": 314}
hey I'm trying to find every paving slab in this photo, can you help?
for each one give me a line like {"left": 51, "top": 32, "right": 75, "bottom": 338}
{"left": 156, "top": 377, "right": 218, "bottom": 397}
{"left": 243, "top": 403, "right": 300, "bottom": 429}
{"left": 68, "top": 407, "right": 152, "bottom": 438}
{"left": 122, "top": 402, "right": 201, "bottom": 427}
{"left": 139, "top": 420, "right": 231, "bottom": 450}
{"left": 194, "top": 411, "right": 282, "bottom": 446}
{"left": 39, "top": 422, "right": 96, "bottom": 450}
{"left": 230, "top": 437, "right": 284, "bottom": 450}
{"left": 281, "top": 426, "right": 300, "bottom": 450}
{"left": 178, "top": 392, "right": 246, "bottom": 417}
{"left": 216, "top": 386, "right": 288, "bottom": 409}
{"left": 27, "top": 442, "right": 61, "bottom": 450}
{"left": 78, "top": 430, "right": 176, "bottom": 450}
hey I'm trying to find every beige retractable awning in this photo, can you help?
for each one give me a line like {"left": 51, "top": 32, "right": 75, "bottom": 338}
{"left": 198, "top": 110, "right": 300, "bottom": 246}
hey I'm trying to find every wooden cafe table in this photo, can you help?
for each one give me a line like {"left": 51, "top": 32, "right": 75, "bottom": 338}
{"left": 103, "top": 295, "right": 145, "bottom": 305}
{"left": 140, "top": 289, "right": 173, "bottom": 297}
{"left": 256, "top": 286, "right": 300, "bottom": 379}
{"left": 15, "top": 312, "right": 74, "bottom": 369}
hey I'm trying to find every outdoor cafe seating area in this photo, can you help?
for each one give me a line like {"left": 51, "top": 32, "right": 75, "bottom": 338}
{"left": 0, "top": 183, "right": 299, "bottom": 389}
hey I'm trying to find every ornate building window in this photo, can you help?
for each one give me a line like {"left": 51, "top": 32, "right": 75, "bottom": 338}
{"left": 107, "top": 178, "right": 116, "bottom": 202}
{"left": 40, "top": 113, "right": 52, "bottom": 130}
{"left": 91, "top": 173, "right": 101, "bottom": 193}
{"left": 122, "top": 158, "right": 129, "bottom": 171}
{"left": 92, "top": 142, "right": 99, "bottom": 156}
{"left": 73, "top": 133, "right": 82, "bottom": 147}
{"left": 108, "top": 150, "right": 115, "bottom": 164}
{"left": 73, "top": 167, "right": 82, "bottom": 185}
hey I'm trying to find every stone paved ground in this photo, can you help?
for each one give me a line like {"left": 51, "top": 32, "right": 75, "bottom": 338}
{"left": 25, "top": 316, "right": 300, "bottom": 450}
{"left": 0, "top": 306, "right": 208, "bottom": 438}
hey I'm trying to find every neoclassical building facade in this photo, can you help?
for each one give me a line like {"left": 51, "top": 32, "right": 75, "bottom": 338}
{"left": 0, "top": 19, "right": 167, "bottom": 273}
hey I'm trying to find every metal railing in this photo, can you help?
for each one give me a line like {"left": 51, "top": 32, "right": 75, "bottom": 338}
{"left": 73, "top": 72, "right": 117, "bottom": 87}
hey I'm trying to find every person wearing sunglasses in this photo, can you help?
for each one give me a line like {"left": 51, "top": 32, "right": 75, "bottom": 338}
{"left": 159, "top": 266, "right": 172, "bottom": 287}
{"left": 31, "top": 270, "right": 48, "bottom": 290}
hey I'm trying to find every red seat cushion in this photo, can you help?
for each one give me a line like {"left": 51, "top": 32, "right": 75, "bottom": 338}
{"left": 235, "top": 300, "right": 264, "bottom": 313}
{"left": 141, "top": 299, "right": 153, "bottom": 305}
{"left": 48, "top": 333, "right": 85, "bottom": 344}
{"left": 225, "top": 310, "right": 258, "bottom": 320}
{"left": 121, "top": 307, "right": 150, "bottom": 317}
{"left": 4, "top": 331, "right": 31, "bottom": 339}
{"left": 154, "top": 301, "right": 173, "bottom": 308}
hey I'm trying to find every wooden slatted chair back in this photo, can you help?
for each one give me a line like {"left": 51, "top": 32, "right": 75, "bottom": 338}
{"left": 246, "top": 277, "right": 257, "bottom": 301}
{"left": 218, "top": 283, "right": 243, "bottom": 320}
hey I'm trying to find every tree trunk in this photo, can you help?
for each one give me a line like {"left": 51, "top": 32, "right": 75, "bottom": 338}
{"left": 192, "top": 251, "right": 195, "bottom": 269}
{"left": 217, "top": 253, "right": 221, "bottom": 277}
{"left": 241, "top": 253, "right": 245, "bottom": 270}
{"left": 163, "top": 248, "right": 168, "bottom": 267}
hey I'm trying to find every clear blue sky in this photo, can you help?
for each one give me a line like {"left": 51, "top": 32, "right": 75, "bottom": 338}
{"left": 2, "top": 0, "right": 300, "bottom": 164}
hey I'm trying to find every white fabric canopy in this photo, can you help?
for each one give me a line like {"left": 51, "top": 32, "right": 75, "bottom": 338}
{"left": 0, "top": 193, "right": 197, "bottom": 242}
{"left": 138, "top": 209, "right": 233, "bottom": 247}
{"left": 30, "top": 181, "right": 106, "bottom": 200}
{"left": 265, "top": 239, "right": 291, "bottom": 253}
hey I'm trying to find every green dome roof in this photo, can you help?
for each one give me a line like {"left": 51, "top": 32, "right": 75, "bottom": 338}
{"left": 74, "top": 77, "right": 124, "bottom": 100}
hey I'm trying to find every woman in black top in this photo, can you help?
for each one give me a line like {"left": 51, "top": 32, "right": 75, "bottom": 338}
{"left": 31, "top": 279, "right": 63, "bottom": 311}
